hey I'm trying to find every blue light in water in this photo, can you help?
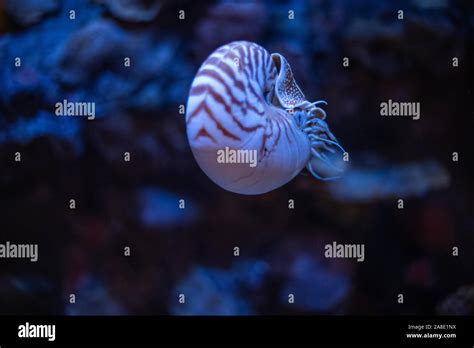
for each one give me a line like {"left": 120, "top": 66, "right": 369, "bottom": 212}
{"left": 0, "top": 111, "right": 83, "bottom": 151}
{"left": 139, "top": 187, "right": 198, "bottom": 228}
{"left": 280, "top": 254, "right": 350, "bottom": 312}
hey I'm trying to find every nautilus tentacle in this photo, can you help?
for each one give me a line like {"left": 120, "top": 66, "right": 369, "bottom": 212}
{"left": 186, "top": 41, "right": 345, "bottom": 194}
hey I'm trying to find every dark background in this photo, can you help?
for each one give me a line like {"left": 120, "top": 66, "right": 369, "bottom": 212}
{"left": 0, "top": 0, "right": 473, "bottom": 315}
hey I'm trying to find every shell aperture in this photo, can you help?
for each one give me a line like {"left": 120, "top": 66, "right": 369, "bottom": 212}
{"left": 186, "top": 41, "right": 346, "bottom": 194}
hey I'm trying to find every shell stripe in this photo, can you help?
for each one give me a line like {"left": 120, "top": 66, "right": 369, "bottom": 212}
{"left": 187, "top": 43, "right": 275, "bottom": 145}
{"left": 188, "top": 84, "right": 264, "bottom": 135}
{"left": 189, "top": 100, "right": 241, "bottom": 141}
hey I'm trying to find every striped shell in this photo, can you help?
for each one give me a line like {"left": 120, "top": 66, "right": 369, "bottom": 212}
{"left": 186, "top": 41, "right": 345, "bottom": 195}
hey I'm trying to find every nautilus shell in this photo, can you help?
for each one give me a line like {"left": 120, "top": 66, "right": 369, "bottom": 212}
{"left": 186, "top": 41, "right": 345, "bottom": 195}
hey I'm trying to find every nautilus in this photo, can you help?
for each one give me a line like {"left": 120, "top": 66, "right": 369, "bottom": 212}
{"left": 186, "top": 41, "right": 346, "bottom": 195}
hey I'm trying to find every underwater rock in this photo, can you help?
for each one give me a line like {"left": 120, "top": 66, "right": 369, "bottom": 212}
{"left": 194, "top": 1, "right": 267, "bottom": 60}
{"left": 0, "top": 67, "right": 59, "bottom": 122}
{"left": 0, "top": 111, "right": 83, "bottom": 152}
{"left": 84, "top": 72, "right": 138, "bottom": 118}
{"left": 412, "top": 0, "right": 448, "bottom": 9}
{"left": 52, "top": 19, "right": 130, "bottom": 86}
{"left": 0, "top": 275, "right": 52, "bottom": 297}
{"left": 169, "top": 260, "right": 266, "bottom": 315}
{"left": 437, "top": 285, "right": 474, "bottom": 315}
{"left": 0, "top": 275, "right": 53, "bottom": 314}
{"left": 170, "top": 266, "right": 254, "bottom": 315}
{"left": 5, "top": 0, "right": 58, "bottom": 26}
{"left": 344, "top": 18, "right": 404, "bottom": 77}
{"left": 51, "top": 20, "right": 186, "bottom": 109}
{"left": 232, "top": 259, "right": 269, "bottom": 290}
{"left": 280, "top": 254, "right": 350, "bottom": 312}
{"left": 342, "top": 2, "right": 460, "bottom": 76}
{"left": 85, "top": 112, "right": 188, "bottom": 181}
{"left": 96, "top": 0, "right": 161, "bottom": 22}
{"left": 328, "top": 160, "right": 450, "bottom": 202}
{"left": 0, "top": 0, "right": 102, "bottom": 116}
{"left": 129, "top": 81, "right": 163, "bottom": 111}
{"left": 65, "top": 276, "right": 126, "bottom": 315}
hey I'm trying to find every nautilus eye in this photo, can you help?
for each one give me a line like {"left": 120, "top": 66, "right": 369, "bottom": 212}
{"left": 185, "top": 41, "right": 346, "bottom": 195}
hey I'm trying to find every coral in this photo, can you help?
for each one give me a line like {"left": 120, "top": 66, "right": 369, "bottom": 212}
{"left": 280, "top": 254, "right": 350, "bottom": 312}
{"left": 329, "top": 160, "right": 450, "bottom": 202}
{"left": 194, "top": 1, "right": 267, "bottom": 60}
{"left": 65, "top": 276, "right": 127, "bottom": 315}
{"left": 5, "top": 0, "right": 58, "bottom": 26}
{"left": 96, "top": 0, "right": 161, "bottom": 22}
{"left": 170, "top": 260, "right": 268, "bottom": 315}
{"left": 437, "top": 285, "right": 474, "bottom": 315}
